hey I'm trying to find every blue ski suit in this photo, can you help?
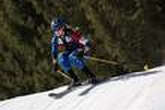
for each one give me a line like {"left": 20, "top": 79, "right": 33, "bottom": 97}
{"left": 51, "top": 31, "right": 89, "bottom": 73}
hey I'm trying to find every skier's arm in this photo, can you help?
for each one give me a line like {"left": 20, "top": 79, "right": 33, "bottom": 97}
{"left": 79, "top": 36, "right": 91, "bottom": 56}
{"left": 51, "top": 37, "right": 59, "bottom": 72}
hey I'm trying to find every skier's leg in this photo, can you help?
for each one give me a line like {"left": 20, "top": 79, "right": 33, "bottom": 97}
{"left": 68, "top": 69, "right": 79, "bottom": 83}
{"left": 81, "top": 65, "right": 96, "bottom": 79}
{"left": 81, "top": 66, "right": 97, "bottom": 84}
{"left": 69, "top": 51, "right": 97, "bottom": 84}
{"left": 57, "top": 53, "right": 81, "bottom": 87}
{"left": 57, "top": 53, "right": 72, "bottom": 73}
{"left": 68, "top": 51, "right": 85, "bottom": 70}
{"left": 67, "top": 69, "right": 81, "bottom": 88}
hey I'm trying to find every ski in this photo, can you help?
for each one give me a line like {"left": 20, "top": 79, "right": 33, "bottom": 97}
{"left": 48, "top": 77, "right": 108, "bottom": 99}
{"left": 48, "top": 79, "right": 92, "bottom": 99}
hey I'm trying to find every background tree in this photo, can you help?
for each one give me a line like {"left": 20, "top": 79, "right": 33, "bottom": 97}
{"left": 0, "top": 0, "right": 165, "bottom": 100}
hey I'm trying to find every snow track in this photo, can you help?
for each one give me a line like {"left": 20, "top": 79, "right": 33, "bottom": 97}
{"left": 0, "top": 66, "right": 165, "bottom": 110}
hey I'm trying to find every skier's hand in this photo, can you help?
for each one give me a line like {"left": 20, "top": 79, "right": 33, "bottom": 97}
{"left": 52, "top": 59, "right": 57, "bottom": 65}
{"left": 53, "top": 63, "right": 61, "bottom": 73}
{"left": 52, "top": 59, "right": 60, "bottom": 72}
{"left": 84, "top": 47, "right": 91, "bottom": 56}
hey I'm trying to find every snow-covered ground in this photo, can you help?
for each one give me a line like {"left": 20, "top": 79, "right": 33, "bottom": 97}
{"left": 0, "top": 66, "right": 165, "bottom": 110}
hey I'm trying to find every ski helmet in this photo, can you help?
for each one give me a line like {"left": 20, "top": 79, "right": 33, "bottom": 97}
{"left": 51, "top": 17, "right": 65, "bottom": 31}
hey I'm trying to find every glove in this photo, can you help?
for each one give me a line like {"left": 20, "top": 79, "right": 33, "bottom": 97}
{"left": 84, "top": 46, "right": 91, "bottom": 57}
{"left": 53, "top": 63, "right": 61, "bottom": 73}
{"left": 52, "top": 59, "right": 60, "bottom": 72}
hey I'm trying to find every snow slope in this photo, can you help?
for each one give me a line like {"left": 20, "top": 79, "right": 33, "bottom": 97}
{"left": 0, "top": 66, "right": 165, "bottom": 110}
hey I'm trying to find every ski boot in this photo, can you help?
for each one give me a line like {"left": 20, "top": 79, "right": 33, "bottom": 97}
{"left": 82, "top": 66, "right": 99, "bottom": 84}
{"left": 67, "top": 69, "right": 81, "bottom": 89}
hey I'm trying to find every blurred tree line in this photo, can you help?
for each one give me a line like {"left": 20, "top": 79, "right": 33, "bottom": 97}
{"left": 0, "top": 0, "right": 165, "bottom": 100}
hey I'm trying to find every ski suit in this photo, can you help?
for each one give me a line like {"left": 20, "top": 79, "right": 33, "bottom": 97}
{"left": 51, "top": 30, "right": 90, "bottom": 73}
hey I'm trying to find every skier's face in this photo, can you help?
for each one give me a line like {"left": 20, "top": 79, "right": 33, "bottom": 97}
{"left": 55, "top": 26, "right": 65, "bottom": 37}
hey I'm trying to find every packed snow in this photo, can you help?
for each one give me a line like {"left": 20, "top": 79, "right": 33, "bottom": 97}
{"left": 0, "top": 66, "right": 165, "bottom": 110}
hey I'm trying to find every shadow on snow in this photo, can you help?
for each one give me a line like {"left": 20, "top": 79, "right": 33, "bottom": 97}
{"left": 79, "top": 70, "right": 161, "bottom": 96}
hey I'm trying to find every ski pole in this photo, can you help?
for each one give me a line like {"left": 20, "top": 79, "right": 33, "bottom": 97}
{"left": 52, "top": 64, "right": 72, "bottom": 81}
{"left": 57, "top": 70, "right": 72, "bottom": 81}
{"left": 84, "top": 56, "right": 118, "bottom": 65}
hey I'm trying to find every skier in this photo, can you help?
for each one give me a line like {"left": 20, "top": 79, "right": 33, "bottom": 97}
{"left": 50, "top": 17, "right": 97, "bottom": 88}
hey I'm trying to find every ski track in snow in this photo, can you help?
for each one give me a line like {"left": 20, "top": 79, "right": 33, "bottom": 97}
{"left": 0, "top": 65, "right": 165, "bottom": 110}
